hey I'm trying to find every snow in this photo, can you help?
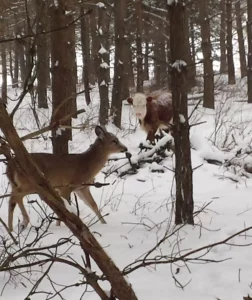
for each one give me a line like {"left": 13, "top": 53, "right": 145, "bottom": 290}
{"left": 2, "top": 81, "right": 252, "bottom": 299}
{"left": 172, "top": 60, "right": 187, "bottom": 72}
{"left": 100, "top": 80, "right": 107, "bottom": 86}
{"left": 96, "top": 2, "right": 105, "bottom": 8}
{"left": 179, "top": 113, "right": 185, "bottom": 123}
{"left": 62, "top": 198, "right": 77, "bottom": 215}
{"left": 98, "top": 44, "right": 108, "bottom": 55}
{"left": 167, "top": 0, "right": 178, "bottom": 5}
{"left": 100, "top": 61, "right": 109, "bottom": 69}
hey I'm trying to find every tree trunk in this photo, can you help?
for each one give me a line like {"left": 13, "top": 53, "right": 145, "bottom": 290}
{"left": 220, "top": 0, "right": 227, "bottom": 74}
{"left": 50, "top": 0, "right": 77, "bottom": 154}
{"left": 136, "top": 0, "right": 143, "bottom": 92}
{"left": 235, "top": 0, "right": 247, "bottom": 79}
{"left": 167, "top": 0, "right": 194, "bottom": 225}
{"left": 13, "top": 38, "right": 19, "bottom": 88}
{"left": 8, "top": 44, "right": 14, "bottom": 86}
{"left": 0, "top": 103, "right": 138, "bottom": 300}
{"left": 226, "top": 0, "right": 236, "bottom": 84}
{"left": 143, "top": 39, "right": 149, "bottom": 81}
{"left": 97, "top": 3, "right": 109, "bottom": 125}
{"left": 90, "top": 8, "right": 99, "bottom": 85}
{"left": 111, "top": 0, "right": 126, "bottom": 128}
{"left": 125, "top": 36, "right": 135, "bottom": 88}
{"left": 198, "top": 0, "right": 214, "bottom": 109}
{"left": 247, "top": 0, "right": 252, "bottom": 103}
{"left": 80, "top": 6, "right": 91, "bottom": 105}
{"left": 36, "top": 0, "right": 48, "bottom": 108}
{"left": 1, "top": 42, "right": 7, "bottom": 105}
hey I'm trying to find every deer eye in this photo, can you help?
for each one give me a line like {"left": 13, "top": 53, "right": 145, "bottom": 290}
{"left": 113, "top": 139, "right": 118, "bottom": 144}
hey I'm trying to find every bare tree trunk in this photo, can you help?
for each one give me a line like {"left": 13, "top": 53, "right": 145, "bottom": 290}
{"left": 0, "top": 103, "right": 139, "bottom": 300}
{"left": 189, "top": 16, "right": 196, "bottom": 82}
{"left": 184, "top": 6, "right": 196, "bottom": 90}
{"left": 136, "top": 0, "right": 143, "bottom": 92}
{"left": 168, "top": 0, "right": 194, "bottom": 225}
{"left": 50, "top": 0, "right": 77, "bottom": 154}
{"left": 220, "top": 0, "right": 228, "bottom": 73}
{"left": 198, "top": 0, "right": 214, "bottom": 109}
{"left": 8, "top": 44, "right": 14, "bottom": 86}
{"left": 90, "top": 8, "right": 99, "bottom": 85}
{"left": 19, "top": 44, "right": 26, "bottom": 87}
{"left": 143, "top": 39, "right": 149, "bottom": 81}
{"left": 80, "top": 6, "right": 91, "bottom": 105}
{"left": 97, "top": 3, "right": 109, "bottom": 125}
{"left": 235, "top": 0, "right": 247, "bottom": 79}
{"left": 247, "top": 0, "right": 252, "bottom": 103}
{"left": 0, "top": 12, "right": 7, "bottom": 104}
{"left": 36, "top": 0, "right": 48, "bottom": 108}
{"left": 226, "top": 0, "right": 236, "bottom": 84}
{"left": 13, "top": 38, "right": 19, "bottom": 88}
{"left": 1, "top": 42, "right": 7, "bottom": 105}
{"left": 124, "top": 36, "right": 135, "bottom": 87}
{"left": 111, "top": 0, "right": 126, "bottom": 128}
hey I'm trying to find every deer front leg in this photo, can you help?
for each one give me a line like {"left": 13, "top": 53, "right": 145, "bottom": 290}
{"left": 75, "top": 187, "right": 107, "bottom": 224}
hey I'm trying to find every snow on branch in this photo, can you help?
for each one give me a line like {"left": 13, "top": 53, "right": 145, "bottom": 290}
{"left": 98, "top": 45, "right": 108, "bottom": 55}
{"left": 171, "top": 60, "right": 187, "bottom": 72}
{"left": 105, "top": 134, "right": 174, "bottom": 178}
{"left": 167, "top": 0, "right": 179, "bottom": 5}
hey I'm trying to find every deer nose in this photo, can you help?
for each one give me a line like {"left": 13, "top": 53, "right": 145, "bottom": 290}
{"left": 121, "top": 146, "right": 128, "bottom": 152}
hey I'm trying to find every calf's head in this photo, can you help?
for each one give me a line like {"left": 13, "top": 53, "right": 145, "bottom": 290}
{"left": 127, "top": 93, "right": 153, "bottom": 120}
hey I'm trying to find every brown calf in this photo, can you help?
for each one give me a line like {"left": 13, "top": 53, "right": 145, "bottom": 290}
{"left": 127, "top": 92, "right": 173, "bottom": 143}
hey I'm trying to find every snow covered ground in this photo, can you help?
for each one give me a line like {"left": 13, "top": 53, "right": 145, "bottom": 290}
{"left": 1, "top": 81, "right": 252, "bottom": 299}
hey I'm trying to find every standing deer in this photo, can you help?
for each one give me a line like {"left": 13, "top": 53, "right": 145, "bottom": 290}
{"left": 127, "top": 92, "right": 173, "bottom": 143}
{"left": 6, "top": 126, "right": 128, "bottom": 232}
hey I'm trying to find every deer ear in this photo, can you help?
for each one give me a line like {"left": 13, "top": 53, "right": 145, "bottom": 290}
{"left": 146, "top": 96, "right": 153, "bottom": 102}
{"left": 95, "top": 125, "right": 106, "bottom": 138}
{"left": 127, "top": 97, "right": 133, "bottom": 104}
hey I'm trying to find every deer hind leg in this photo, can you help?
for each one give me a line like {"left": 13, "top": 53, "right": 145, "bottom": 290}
{"left": 8, "top": 192, "right": 29, "bottom": 232}
{"left": 55, "top": 188, "right": 71, "bottom": 226}
{"left": 75, "top": 187, "right": 106, "bottom": 224}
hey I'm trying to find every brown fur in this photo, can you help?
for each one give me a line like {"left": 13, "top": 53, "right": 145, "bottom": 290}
{"left": 128, "top": 92, "right": 173, "bottom": 143}
{"left": 6, "top": 126, "right": 128, "bottom": 232}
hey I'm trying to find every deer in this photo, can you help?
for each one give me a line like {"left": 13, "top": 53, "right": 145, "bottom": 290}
{"left": 127, "top": 92, "right": 173, "bottom": 144}
{"left": 6, "top": 125, "right": 128, "bottom": 232}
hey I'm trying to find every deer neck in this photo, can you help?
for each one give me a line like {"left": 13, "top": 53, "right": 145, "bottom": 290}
{"left": 82, "top": 138, "right": 109, "bottom": 177}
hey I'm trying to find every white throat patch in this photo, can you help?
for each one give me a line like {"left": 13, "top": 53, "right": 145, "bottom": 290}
{"left": 132, "top": 93, "right": 147, "bottom": 120}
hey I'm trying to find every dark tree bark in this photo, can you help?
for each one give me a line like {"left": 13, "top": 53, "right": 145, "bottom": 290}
{"left": 0, "top": 103, "right": 138, "bottom": 300}
{"left": 167, "top": 0, "right": 194, "bottom": 225}
{"left": 124, "top": 36, "right": 135, "bottom": 88}
{"left": 198, "top": 0, "right": 214, "bottom": 109}
{"left": 111, "top": 0, "right": 126, "bottom": 128}
{"left": 97, "top": 3, "right": 110, "bottom": 125}
{"left": 153, "top": 39, "right": 167, "bottom": 89}
{"left": 0, "top": 13, "right": 7, "bottom": 104}
{"left": 80, "top": 6, "right": 91, "bottom": 105}
{"left": 235, "top": 0, "right": 247, "bottom": 79}
{"left": 50, "top": 0, "right": 77, "bottom": 154}
{"left": 13, "top": 39, "right": 19, "bottom": 88}
{"left": 226, "top": 0, "right": 236, "bottom": 84}
{"left": 90, "top": 8, "right": 99, "bottom": 85}
{"left": 1, "top": 42, "right": 7, "bottom": 105}
{"left": 136, "top": 0, "right": 143, "bottom": 92}
{"left": 143, "top": 39, "right": 149, "bottom": 81}
{"left": 36, "top": 0, "right": 48, "bottom": 108}
{"left": 184, "top": 5, "right": 196, "bottom": 90}
{"left": 247, "top": 0, "right": 252, "bottom": 103}
{"left": 8, "top": 44, "right": 14, "bottom": 86}
{"left": 220, "top": 0, "right": 228, "bottom": 73}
